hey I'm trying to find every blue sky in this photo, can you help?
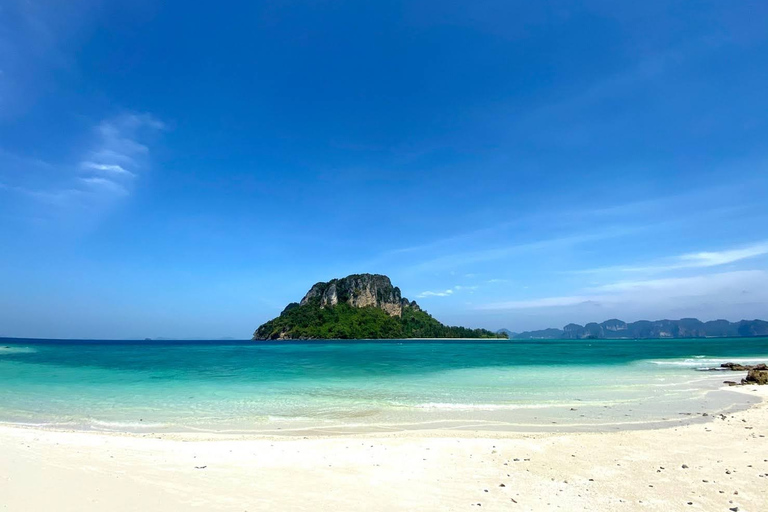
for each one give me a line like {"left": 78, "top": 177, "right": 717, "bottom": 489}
{"left": 1, "top": 1, "right": 768, "bottom": 339}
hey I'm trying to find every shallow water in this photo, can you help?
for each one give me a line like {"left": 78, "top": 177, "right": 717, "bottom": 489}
{"left": 0, "top": 338, "right": 766, "bottom": 433}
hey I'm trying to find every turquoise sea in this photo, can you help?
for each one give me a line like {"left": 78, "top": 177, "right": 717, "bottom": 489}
{"left": 1, "top": 338, "right": 767, "bottom": 434}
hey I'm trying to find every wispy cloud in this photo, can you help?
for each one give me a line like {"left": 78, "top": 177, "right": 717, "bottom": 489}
{"left": 478, "top": 270, "right": 768, "bottom": 311}
{"left": 1, "top": 112, "right": 164, "bottom": 222}
{"left": 402, "top": 228, "right": 640, "bottom": 275}
{"left": 675, "top": 243, "right": 768, "bottom": 268}
{"left": 76, "top": 113, "right": 164, "bottom": 197}
{"left": 377, "top": 203, "right": 631, "bottom": 261}
{"left": 416, "top": 284, "right": 479, "bottom": 298}
{"left": 80, "top": 162, "right": 135, "bottom": 177}
{"left": 416, "top": 289, "right": 454, "bottom": 298}
{"left": 587, "top": 271, "right": 767, "bottom": 294}
{"left": 576, "top": 241, "right": 768, "bottom": 275}
{"left": 360, "top": 181, "right": 763, "bottom": 282}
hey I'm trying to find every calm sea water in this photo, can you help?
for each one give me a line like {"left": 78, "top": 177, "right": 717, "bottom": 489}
{"left": 1, "top": 338, "right": 767, "bottom": 434}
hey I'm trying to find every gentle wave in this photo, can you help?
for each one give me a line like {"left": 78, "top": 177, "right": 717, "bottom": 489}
{"left": 88, "top": 419, "right": 172, "bottom": 430}
{"left": 647, "top": 357, "right": 767, "bottom": 368}
{"left": 0, "top": 420, "right": 79, "bottom": 429}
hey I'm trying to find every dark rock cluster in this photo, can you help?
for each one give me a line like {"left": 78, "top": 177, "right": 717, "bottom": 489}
{"left": 713, "top": 362, "right": 768, "bottom": 386}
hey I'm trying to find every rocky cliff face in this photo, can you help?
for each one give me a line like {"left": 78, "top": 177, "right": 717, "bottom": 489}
{"left": 299, "top": 273, "right": 420, "bottom": 317}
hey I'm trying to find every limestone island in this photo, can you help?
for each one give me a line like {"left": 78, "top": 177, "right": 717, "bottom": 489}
{"left": 253, "top": 273, "right": 506, "bottom": 340}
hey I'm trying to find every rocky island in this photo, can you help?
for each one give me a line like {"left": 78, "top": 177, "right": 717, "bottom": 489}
{"left": 506, "top": 318, "right": 768, "bottom": 339}
{"left": 253, "top": 274, "right": 506, "bottom": 340}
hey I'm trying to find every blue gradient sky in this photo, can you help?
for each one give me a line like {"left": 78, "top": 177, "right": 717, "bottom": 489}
{"left": 1, "top": 1, "right": 768, "bottom": 339}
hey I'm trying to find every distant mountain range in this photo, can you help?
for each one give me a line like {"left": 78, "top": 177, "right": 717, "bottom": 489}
{"left": 501, "top": 318, "right": 768, "bottom": 340}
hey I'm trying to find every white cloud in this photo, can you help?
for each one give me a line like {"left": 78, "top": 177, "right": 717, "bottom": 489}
{"left": 360, "top": 183, "right": 761, "bottom": 283}
{"left": 78, "top": 113, "right": 164, "bottom": 192}
{"left": 477, "top": 270, "right": 768, "bottom": 312}
{"left": 403, "top": 229, "right": 638, "bottom": 274}
{"left": 80, "top": 162, "right": 135, "bottom": 177}
{"left": 1, "top": 112, "right": 163, "bottom": 223}
{"left": 576, "top": 241, "right": 768, "bottom": 275}
{"left": 677, "top": 243, "right": 768, "bottom": 267}
{"left": 588, "top": 271, "right": 766, "bottom": 294}
{"left": 416, "top": 285, "right": 480, "bottom": 298}
{"left": 416, "top": 289, "right": 454, "bottom": 298}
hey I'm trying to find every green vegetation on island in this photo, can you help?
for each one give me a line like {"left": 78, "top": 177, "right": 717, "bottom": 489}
{"left": 253, "top": 274, "right": 505, "bottom": 340}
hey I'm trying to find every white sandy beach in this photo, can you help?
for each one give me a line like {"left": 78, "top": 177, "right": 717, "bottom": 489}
{"left": 1, "top": 386, "right": 766, "bottom": 512}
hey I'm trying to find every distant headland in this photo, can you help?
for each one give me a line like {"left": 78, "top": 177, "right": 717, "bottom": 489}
{"left": 503, "top": 318, "right": 768, "bottom": 340}
{"left": 253, "top": 274, "right": 506, "bottom": 340}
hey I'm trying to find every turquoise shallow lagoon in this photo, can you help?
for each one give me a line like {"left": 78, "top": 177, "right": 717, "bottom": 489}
{"left": 1, "top": 338, "right": 767, "bottom": 434}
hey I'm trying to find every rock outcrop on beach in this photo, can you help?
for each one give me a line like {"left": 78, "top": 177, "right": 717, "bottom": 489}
{"left": 253, "top": 273, "right": 506, "bottom": 340}
{"left": 507, "top": 318, "right": 768, "bottom": 339}
{"left": 743, "top": 369, "right": 768, "bottom": 385}
{"left": 716, "top": 362, "right": 768, "bottom": 372}
{"left": 705, "top": 362, "right": 768, "bottom": 386}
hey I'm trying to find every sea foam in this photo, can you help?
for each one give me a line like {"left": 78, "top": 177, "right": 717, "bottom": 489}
{"left": 647, "top": 357, "right": 765, "bottom": 368}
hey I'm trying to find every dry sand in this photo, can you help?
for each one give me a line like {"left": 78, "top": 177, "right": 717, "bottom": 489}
{"left": 1, "top": 386, "right": 766, "bottom": 511}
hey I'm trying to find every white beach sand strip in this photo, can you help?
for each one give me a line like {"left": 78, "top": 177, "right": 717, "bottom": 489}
{"left": 1, "top": 386, "right": 766, "bottom": 511}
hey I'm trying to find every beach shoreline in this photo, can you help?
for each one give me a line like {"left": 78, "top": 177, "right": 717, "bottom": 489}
{"left": 0, "top": 375, "right": 760, "bottom": 438}
{"left": 1, "top": 384, "right": 766, "bottom": 511}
